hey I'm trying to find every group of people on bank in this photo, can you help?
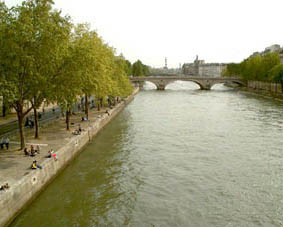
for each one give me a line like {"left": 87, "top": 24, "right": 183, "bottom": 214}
{"left": 24, "top": 145, "right": 40, "bottom": 157}
{"left": 30, "top": 148, "right": 57, "bottom": 170}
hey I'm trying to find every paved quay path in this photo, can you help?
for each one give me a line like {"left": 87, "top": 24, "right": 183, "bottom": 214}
{"left": 0, "top": 107, "right": 110, "bottom": 187}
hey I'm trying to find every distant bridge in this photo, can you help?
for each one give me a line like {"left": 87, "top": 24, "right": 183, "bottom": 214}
{"left": 130, "top": 74, "right": 245, "bottom": 90}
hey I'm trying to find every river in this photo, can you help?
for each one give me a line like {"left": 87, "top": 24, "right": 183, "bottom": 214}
{"left": 10, "top": 82, "right": 283, "bottom": 227}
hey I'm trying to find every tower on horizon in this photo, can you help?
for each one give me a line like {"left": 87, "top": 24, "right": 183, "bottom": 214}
{"left": 164, "top": 57, "right": 168, "bottom": 69}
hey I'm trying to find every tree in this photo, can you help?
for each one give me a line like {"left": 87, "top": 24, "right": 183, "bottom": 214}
{"left": 132, "top": 60, "right": 149, "bottom": 77}
{"left": 52, "top": 44, "right": 82, "bottom": 130}
{"left": 132, "top": 60, "right": 144, "bottom": 77}
{"left": 261, "top": 53, "right": 280, "bottom": 81}
{"left": 125, "top": 60, "right": 132, "bottom": 76}
{"left": 224, "top": 53, "right": 281, "bottom": 82}
{"left": 269, "top": 64, "right": 283, "bottom": 93}
{"left": 0, "top": 1, "right": 38, "bottom": 149}
{"left": 71, "top": 24, "right": 101, "bottom": 119}
{"left": 222, "top": 63, "right": 242, "bottom": 77}
{"left": 0, "top": 0, "right": 135, "bottom": 140}
{"left": 112, "top": 56, "right": 133, "bottom": 98}
{"left": 0, "top": 0, "right": 72, "bottom": 147}
{"left": 142, "top": 64, "right": 150, "bottom": 76}
{"left": 25, "top": 0, "right": 72, "bottom": 138}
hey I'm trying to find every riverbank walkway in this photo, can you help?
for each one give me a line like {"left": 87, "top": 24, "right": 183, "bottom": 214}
{"left": 0, "top": 106, "right": 111, "bottom": 188}
{"left": 0, "top": 113, "right": 18, "bottom": 125}
{"left": 0, "top": 106, "right": 62, "bottom": 137}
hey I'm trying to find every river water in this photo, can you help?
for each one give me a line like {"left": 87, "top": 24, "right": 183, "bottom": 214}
{"left": 10, "top": 82, "right": 283, "bottom": 227}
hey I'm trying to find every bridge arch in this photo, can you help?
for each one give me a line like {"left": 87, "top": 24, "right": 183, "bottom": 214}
{"left": 210, "top": 80, "right": 245, "bottom": 89}
{"left": 143, "top": 81, "right": 157, "bottom": 89}
{"left": 165, "top": 80, "right": 205, "bottom": 90}
{"left": 230, "top": 80, "right": 245, "bottom": 86}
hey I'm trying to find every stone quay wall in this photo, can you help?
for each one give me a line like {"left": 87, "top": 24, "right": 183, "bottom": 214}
{"left": 0, "top": 88, "right": 139, "bottom": 227}
{"left": 246, "top": 81, "right": 282, "bottom": 97}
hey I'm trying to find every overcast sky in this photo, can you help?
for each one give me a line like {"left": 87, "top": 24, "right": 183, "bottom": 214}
{"left": 5, "top": 0, "right": 283, "bottom": 68}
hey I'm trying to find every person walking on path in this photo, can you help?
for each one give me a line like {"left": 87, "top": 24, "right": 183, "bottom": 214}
{"left": 4, "top": 137, "right": 9, "bottom": 150}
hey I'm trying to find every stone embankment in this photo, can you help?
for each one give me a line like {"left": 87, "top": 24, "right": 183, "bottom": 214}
{"left": 0, "top": 88, "right": 139, "bottom": 227}
{"left": 243, "top": 81, "right": 282, "bottom": 100}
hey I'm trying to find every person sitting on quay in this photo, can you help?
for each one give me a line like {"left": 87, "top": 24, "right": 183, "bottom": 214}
{"left": 72, "top": 129, "right": 81, "bottom": 135}
{"left": 24, "top": 147, "right": 30, "bottom": 156}
{"left": 47, "top": 149, "right": 57, "bottom": 161}
{"left": 31, "top": 160, "right": 42, "bottom": 170}
{"left": 0, "top": 183, "right": 9, "bottom": 191}
{"left": 81, "top": 116, "right": 88, "bottom": 121}
{"left": 30, "top": 149, "right": 36, "bottom": 157}
{"left": 105, "top": 110, "right": 110, "bottom": 116}
{"left": 30, "top": 145, "right": 36, "bottom": 157}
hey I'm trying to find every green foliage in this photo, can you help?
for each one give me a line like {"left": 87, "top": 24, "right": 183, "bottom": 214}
{"left": 132, "top": 60, "right": 149, "bottom": 77}
{"left": 224, "top": 53, "right": 281, "bottom": 82}
{"left": 132, "top": 60, "right": 143, "bottom": 77}
{"left": 125, "top": 60, "right": 132, "bottom": 76}
{"left": 0, "top": 0, "right": 134, "bottom": 144}
{"left": 268, "top": 64, "right": 283, "bottom": 83}
{"left": 112, "top": 56, "right": 133, "bottom": 97}
{"left": 142, "top": 64, "right": 150, "bottom": 76}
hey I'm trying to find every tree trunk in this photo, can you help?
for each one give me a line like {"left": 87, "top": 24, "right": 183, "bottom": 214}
{"left": 81, "top": 98, "right": 84, "bottom": 112}
{"left": 97, "top": 103, "right": 100, "bottom": 111}
{"left": 2, "top": 105, "right": 6, "bottom": 117}
{"left": 2, "top": 96, "right": 6, "bottom": 117}
{"left": 66, "top": 110, "right": 70, "bottom": 130}
{"left": 33, "top": 107, "right": 39, "bottom": 139}
{"left": 16, "top": 107, "right": 25, "bottom": 150}
{"left": 100, "top": 98, "right": 103, "bottom": 108}
{"left": 85, "top": 94, "right": 89, "bottom": 119}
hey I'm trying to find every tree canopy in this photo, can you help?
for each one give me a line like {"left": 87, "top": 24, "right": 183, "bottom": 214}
{"left": 132, "top": 60, "right": 149, "bottom": 77}
{"left": 223, "top": 53, "right": 281, "bottom": 82}
{"left": 0, "top": 0, "right": 134, "bottom": 149}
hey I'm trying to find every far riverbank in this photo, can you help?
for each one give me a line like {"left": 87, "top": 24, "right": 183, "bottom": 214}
{"left": 226, "top": 80, "right": 283, "bottom": 101}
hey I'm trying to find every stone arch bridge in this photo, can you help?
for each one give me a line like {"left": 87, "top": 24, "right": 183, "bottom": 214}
{"left": 130, "top": 75, "right": 245, "bottom": 90}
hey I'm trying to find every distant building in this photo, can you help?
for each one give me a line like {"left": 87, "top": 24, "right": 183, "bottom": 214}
{"left": 198, "top": 63, "right": 227, "bottom": 78}
{"left": 182, "top": 55, "right": 226, "bottom": 77}
{"left": 251, "top": 44, "right": 283, "bottom": 63}
{"left": 264, "top": 44, "right": 281, "bottom": 54}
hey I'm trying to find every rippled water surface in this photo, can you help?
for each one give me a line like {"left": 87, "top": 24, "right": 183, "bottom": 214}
{"left": 11, "top": 82, "right": 283, "bottom": 227}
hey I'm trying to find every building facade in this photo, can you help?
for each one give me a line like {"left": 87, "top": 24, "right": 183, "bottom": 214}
{"left": 182, "top": 56, "right": 226, "bottom": 78}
